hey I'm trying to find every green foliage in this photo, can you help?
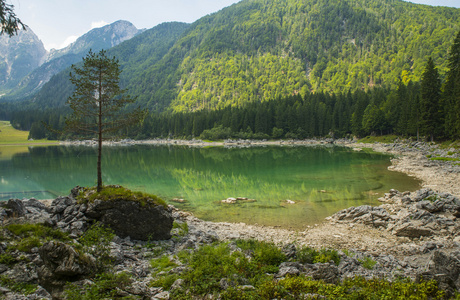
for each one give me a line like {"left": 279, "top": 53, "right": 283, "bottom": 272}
{"left": 0, "top": 253, "right": 16, "bottom": 265}
{"left": 64, "top": 272, "right": 136, "bottom": 300}
{"left": 15, "top": 236, "right": 41, "bottom": 253}
{"left": 235, "top": 239, "right": 287, "bottom": 267}
{"left": 78, "top": 223, "right": 115, "bottom": 271}
{"left": 0, "top": 276, "right": 37, "bottom": 296}
{"left": 150, "top": 255, "right": 178, "bottom": 273}
{"left": 430, "top": 156, "right": 460, "bottom": 162}
{"left": 358, "top": 256, "right": 378, "bottom": 270}
{"left": 150, "top": 274, "right": 180, "bottom": 291}
{"left": 76, "top": 185, "right": 167, "bottom": 208}
{"left": 296, "top": 246, "right": 341, "bottom": 266}
{"left": 358, "top": 135, "right": 398, "bottom": 144}
{"left": 172, "top": 221, "right": 189, "bottom": 237}
{"left": 199, "top": 125, "right": 232, "bottom": 140}
{"left": 5, "top": 223, "right": 69, "bottom": 241}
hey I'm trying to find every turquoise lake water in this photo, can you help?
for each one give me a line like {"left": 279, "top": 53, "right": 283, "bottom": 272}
{"left": 0, "top": 144, "right": 420, "bottom": 229}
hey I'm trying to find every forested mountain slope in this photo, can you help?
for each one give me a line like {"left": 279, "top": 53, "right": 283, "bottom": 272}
{"left": 28, "top": 0, "right": 460, "bottom": 113}
{"left": 30, "top": 22, "right": 190, "bottom": 109}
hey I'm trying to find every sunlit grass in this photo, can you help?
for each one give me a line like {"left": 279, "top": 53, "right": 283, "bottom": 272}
{"left": 0, "top": 121, "right": 57, "bottom": 145}
{"left": 357, "top": 135, "right": 398, "bottom": 144}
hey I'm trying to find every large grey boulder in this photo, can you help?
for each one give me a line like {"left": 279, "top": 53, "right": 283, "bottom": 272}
{"left": 85, "top": 199, "right": 173, "bottom": 241}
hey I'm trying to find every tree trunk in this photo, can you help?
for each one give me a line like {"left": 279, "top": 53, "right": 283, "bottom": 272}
{"left": 97, "top": 71, "right": 103, "bottom": 192}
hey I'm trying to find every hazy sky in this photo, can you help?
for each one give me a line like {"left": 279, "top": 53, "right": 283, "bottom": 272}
{"left": 9, "top": 0, "right": 460, "bottom": 51}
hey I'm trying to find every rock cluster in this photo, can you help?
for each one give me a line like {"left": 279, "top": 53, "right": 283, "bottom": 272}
{"left": 0, "top": 187, "right": 459, "bottom": 298}
{"left": 330, "top": 188, "right": 460, "bottom": 239}
{"left": 45, "top": 187, "right": 174, "bottom": 240}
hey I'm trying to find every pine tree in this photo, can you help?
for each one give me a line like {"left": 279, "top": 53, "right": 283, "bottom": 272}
{"left": 420, "top": 57, "right": 441, "bottom": 141}
{"left": 65, "top": 50, "right": 146, "bottom": 191}
{"left": 443, "top": 31, "right": 460, "bottom": 139}
{"left": 0, "top": 0, "right": 25, "bottom": 36}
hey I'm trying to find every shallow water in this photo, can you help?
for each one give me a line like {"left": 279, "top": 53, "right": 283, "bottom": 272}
{"left": 0, "top": 144, "right": 420, "bottom": 229}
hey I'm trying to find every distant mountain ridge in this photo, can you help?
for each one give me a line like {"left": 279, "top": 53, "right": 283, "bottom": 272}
{"left": 0, "top": 27, "right": 47, "bottom": 94}
{"left": 1, "top": 20, "right": 141, "bottom": 99}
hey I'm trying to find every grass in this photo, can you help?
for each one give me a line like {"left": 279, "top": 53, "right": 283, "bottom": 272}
{"left": 145, "top": 241, "right": 447, "bottom": 299}
{"left": 430, "top": 156, "right": 460, "bottom": 162}
{"left": 0, "top": 121, "right": 57, "bottom": 145}
{"left": 76, "top": 185, "right": 168, "bottom": 208}
{"left": 357, "top": 135, "right": 398, "bottom": 144}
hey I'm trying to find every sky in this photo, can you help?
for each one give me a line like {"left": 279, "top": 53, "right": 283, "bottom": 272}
{"left": 9, "top": 0, "right": 460, "bottom": 51}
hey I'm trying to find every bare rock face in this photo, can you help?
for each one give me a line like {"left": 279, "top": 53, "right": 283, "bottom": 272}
{"left": 38, "top": 241, "right": 96, "bottom": 298}
{"left": 85, "top": 199, "right": 174, "bottom": 241}
{"left": 417, "top": 250, "right": 460, "bottom": 298}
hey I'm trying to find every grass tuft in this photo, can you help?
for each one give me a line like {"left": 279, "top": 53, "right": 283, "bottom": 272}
{"left": 76, "top": 185, "right": 168, "bottom": 208}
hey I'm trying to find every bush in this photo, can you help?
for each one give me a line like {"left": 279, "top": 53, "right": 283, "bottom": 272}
{"left": 64, "top": 272, "right": 134, "bottom": 300}
{"left": 235, "top": 239, "right": 287, "bottom": 267}
{"left": 78, "top": 223, "right": 115, "bottom": 272}
{"left": 199, "top": 125, "right": 232, "bottom": 140}
{"left": 0, "top": 276, "right": 37, "bottom": 296}
{"left": 296, "top": 246, "right": 340, "bottom": 265}
{"left": 358, "top": 256, "right": 378, "bottom": 270}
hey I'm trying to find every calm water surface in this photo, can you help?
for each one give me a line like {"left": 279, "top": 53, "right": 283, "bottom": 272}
{"left": 0, "top": 145, "right": 420, "bottom": 229}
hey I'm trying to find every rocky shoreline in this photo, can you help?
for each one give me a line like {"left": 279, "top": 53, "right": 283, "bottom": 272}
{"left": 0, "top": 140, "right": 459, "bottom": 298}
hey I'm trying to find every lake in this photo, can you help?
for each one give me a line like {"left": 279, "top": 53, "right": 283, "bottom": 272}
{"left": 0, "top": 144, "right": 420, "bottom": 229}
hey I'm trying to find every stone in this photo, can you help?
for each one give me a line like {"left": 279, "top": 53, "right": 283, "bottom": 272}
{"left": 393, "top": 223, "right": 433, "bottom": 238}
{"left": 3, "top": 199, "right": 27, "bottom": 217}
{"left": 304, "top": 263, "right": 339, "bottom": 284}
{"left": 38, "top": 241, "right": 96, "bottom": 298}
{"left": 282, "top": 243, "right": 296, "bottom": 259}
{"left": 85, "top": 199, "right": 173, "bottom": 241}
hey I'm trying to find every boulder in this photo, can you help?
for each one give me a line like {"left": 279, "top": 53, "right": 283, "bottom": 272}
{"left": 332, "top": 205, "right": 390, "bottom": 228}
{"left": 393, "top": 223, "right": 433, "bottom": 238}
{"left": 417, "top": 250, "right": 460, "bottom": 297}
{"left": 38, "top": 241, "right": 96, "bottom": 298}
{"left": 3, "top": 199, "right": 27, "bottom": 218}
{"left": 304, "top": 263, "right": 339, "bottom": 284}
{"left": 85, "top": 199, "right": 173, "bottom": 241}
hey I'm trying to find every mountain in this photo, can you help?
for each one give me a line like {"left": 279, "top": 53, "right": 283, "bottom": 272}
{"left": 3, "top": 20, "right": 141, "bottom": 100}
{"left": 22, "top": 0, "right": 460, "bottom": 112}
{"left": 0, "top": 27, "right": 47, "bottom": 94}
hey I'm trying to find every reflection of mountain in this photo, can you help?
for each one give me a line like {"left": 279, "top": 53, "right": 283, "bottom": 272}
{"left": 2, "top": 145, "right": 420, "bottom": 228}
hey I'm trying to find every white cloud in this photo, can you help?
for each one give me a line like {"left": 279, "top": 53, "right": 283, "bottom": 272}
{"left": 91, "top": 21, "right": 109, "bottom": 29}
{"left": 58, "top": 35, "right": 78, "bottom": 49}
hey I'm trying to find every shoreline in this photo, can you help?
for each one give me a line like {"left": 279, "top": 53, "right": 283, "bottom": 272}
{"left": 34, "top": 139, "right": 459, "bottom": 256}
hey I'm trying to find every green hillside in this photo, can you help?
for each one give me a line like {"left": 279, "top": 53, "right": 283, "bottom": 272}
{"left": 27, "top": 0, "right": 460, "bottom": 113}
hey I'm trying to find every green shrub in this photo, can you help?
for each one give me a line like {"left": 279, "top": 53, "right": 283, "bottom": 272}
{"left": 430, "top": 156, "right": 460, "bottom": 162}
{"left": 15, "top": 236, "right": 41, "bottom": 253}
{"left": 5, "top": 223, "right": 69, "bottom": 242}
{"left": 296, "top": 246, "right": 318, "bottom": 264}
{"left": 0, "top": 253, "right": 16, "bottom": 265}
{"left": 0, "top": 276, "right": 38, "bottom": 296}
{"left": 358, "top": 256, "right": 378, "bottom": 270}
{"left": 78, "top": 223, "right": 115, "bottom": 272}
{"left": 235, "top": 239, "right": 287, "bottom": 267}
{"left": 172, "top": 221, "right": 189, "bottom": 237}
{"left": 150, "top": 274, "right": 180, "bottom": 290}
{"left": 150, "top": 255, "right": 178, "bottom": 273}
{"left": 296, "top": 246, "right": 341, "bottom": 265}
{"left": 64, "top": 272, "right": 134, "bottom": 300}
